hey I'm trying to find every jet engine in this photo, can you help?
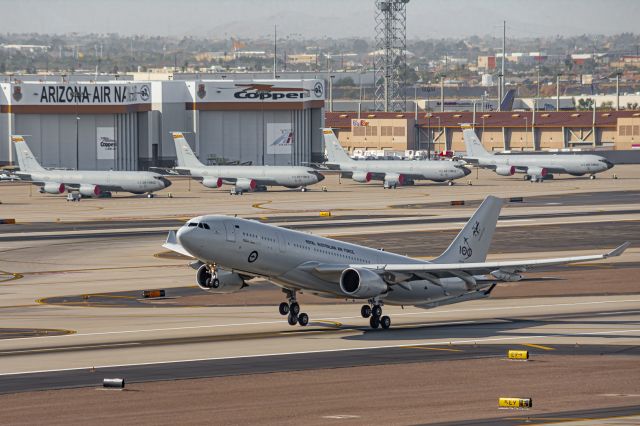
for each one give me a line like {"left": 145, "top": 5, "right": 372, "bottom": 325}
{"left": 352, "top": 171, "right": 372, "bottom": 183}
{"left": 235, "top": 178, "right": 257, "bottom": 192}
{"left": 383, "top": 173, "right": 405, "bottom": 188}
{"left": 526, "top": 167, "right": 547, "bottom": 180}
{"left": 79, "top": 184, "right": 101, "bottom": 197}
{"left": 202, "top": 177, "right": 223, "bottom": 188}
{"left": 339, "top": 267, "right": 388, "bottom": 299}
{"left": 196, "top": 265, "right": 245, "bottom": 293}
{"left": 495, "top": 165, "right": 516, "bottom": 176}
{"left": 41, "top": 182, "right": 65, "bottom": 194}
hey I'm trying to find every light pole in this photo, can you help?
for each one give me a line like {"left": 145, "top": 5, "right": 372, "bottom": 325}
{"left": 329, "top": 75, "right": 335, "bottom": 112}
{"left": 524, "top": 117, "right": 528, "bottom": 150}
{"left": 426, "top": 113, "right": 432, "bottom": 155}
{"left": 435, "top": 116, "right": 442, "bottom": 157}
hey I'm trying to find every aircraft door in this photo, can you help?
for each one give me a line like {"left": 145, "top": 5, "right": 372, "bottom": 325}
{"left": 224, "top": 221, "right": 237, "bottom": 242}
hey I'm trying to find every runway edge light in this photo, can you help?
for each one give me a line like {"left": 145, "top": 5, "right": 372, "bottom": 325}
{"left": 498, "top": 397, "right": 532, "bottom": 409}
{"left": 508, "top": 349, "right": 529, "bottom": 360}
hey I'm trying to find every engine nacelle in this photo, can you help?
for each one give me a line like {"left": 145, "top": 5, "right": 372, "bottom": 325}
{"left": 527, "top": 166, "right": 547, "bottom": 178}
{"left": 495, "top": 165, "right": 516, "bottom": 176}
{"left": 352, "top": 171, "right": 372, "bottom": 183}
{"left": 41, "top": 182, "right": 65, "bottom": 194}
{"left": 235, "top": 178, "right": 257, "bottom": 192}
{"left": 79, "top": 184, "right": 101, "bottom": 197}
{"left": 196, "top": 265, "right": 245, "bottom": 293}
{"left": 383, "top": 173, "right": 405, "bottom": 188}
{"left": 202, "top": 177, "right": 223, "bottom": 188}
{"left": 339, "top": 267, "right": 388, "bottom": 299}
{"left": 491, "top": 269, "right": 523, "bottom": 282}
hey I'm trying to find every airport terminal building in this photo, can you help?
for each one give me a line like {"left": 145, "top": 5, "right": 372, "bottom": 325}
{"left": 0, "top": 78, "right": 325, "bottom": 170}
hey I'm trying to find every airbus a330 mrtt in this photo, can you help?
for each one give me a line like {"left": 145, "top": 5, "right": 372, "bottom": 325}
{"left": 164, "top": 196, "right": 628, "bottom": 329}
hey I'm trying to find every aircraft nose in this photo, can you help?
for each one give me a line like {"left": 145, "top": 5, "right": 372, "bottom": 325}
{"left": 604, "top": 160, "right": 614, "bottom": 170}
{"left": 309, "top": 170, "right": 325, "bottom": 182}
{"left": 462, "top": 166, "right": 472, "bottom": 176}
{"left": 160, "top": 176, "right": 172, "bottom": 188}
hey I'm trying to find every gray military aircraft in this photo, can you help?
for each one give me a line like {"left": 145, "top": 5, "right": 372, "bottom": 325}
{"left": 171, "top": 132, "right": 324, "bottom": 194}
{"left": 322, "top": 128, "right": 470, "bottom": 188}
{"left": 462, "top": 125, "right": 614, "bottom": 182}
{"left": 163, "top": 196, "right": 628, "bottom": 329}
{"left": 12, "top": 135, "right": 171, "bottom": 197}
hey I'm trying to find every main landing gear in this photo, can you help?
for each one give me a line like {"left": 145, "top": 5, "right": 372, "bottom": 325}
{"left": 360, "top": 300, "right": 391, "bottom": 329}
{"left": 279, "top": 289, "right": 309, "bottom": 326}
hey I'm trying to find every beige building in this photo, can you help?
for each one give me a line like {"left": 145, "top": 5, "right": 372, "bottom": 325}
{"left": 336, "top": 117, "right": 416, "bottom": 153}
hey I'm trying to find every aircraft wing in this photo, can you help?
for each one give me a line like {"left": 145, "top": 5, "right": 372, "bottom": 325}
{"left": 310, "top": 242, "right": 629, "bottom": 281}
{"left": 162, "top": 230, "right": 195, "bottom": 258}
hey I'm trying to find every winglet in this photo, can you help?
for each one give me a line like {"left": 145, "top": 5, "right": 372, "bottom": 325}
{"left": 605, "top": 242, "right": 630, "bottom": 258}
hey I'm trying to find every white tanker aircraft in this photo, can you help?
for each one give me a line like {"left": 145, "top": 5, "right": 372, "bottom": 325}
{"left": 164, "top": 196, "right": 628, "bottom": 329}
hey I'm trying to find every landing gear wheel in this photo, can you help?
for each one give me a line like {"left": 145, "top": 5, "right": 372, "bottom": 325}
{"left": 361, "top": 305, "right": 372, "bottom": 318}
{"left": 210, "top": 278, "right": 220, "bottom": 289}
{"left": 289, "top": 302, "right": 300, "bottom": 316}
{"left": 369, "top": 315, "right": 380, "bottom": 329}
{"left": 380, "top": 315, "right": 391, "bottom": 329}
{"left": 524, "top": 174, "right": 530, "bottom": 181}
{"left": 590, "top": 175, "right": 596, "bottom": 180}
{"left": 298, "top": 313, "right": 309, "bottom": 326}
{"left": 279, "top": 302, "right": 290, "bottom": 316}
{"left": 372, "top": 305, "right": 383, "bottom": 318}
{"left": 448, "top": 181, "right": 454, "bottom": 186}
{"left": 147, "top": 193, "right": 154, "bottom": 198}
{"left": 301, "top": 187, "right": 307, "bottom": 192}
{"left": 287, "top": 313, "right": 298, "bottom": 326}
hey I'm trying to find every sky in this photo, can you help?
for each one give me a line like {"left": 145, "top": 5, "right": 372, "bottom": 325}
{"left": 2, "top": 0, "right": 639, "bottom": 39}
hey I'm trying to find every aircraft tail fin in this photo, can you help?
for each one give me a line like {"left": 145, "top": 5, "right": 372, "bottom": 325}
{"left": 433, "top": 196, "right": 503, "bottom": 264}
{"left": 11, "top": 135, "right": 46, "bottom": 173}
{"left": 171, "top": 132, "right": 204, "bottom": 169}
{"left": 462, "top": 125, "right": 492, "bottom": 159}
{"left": 499, "top": 89, "right": 516, "bottom": 111}
{"left": 322, "top": 128, "right": 353, "bottom": 164}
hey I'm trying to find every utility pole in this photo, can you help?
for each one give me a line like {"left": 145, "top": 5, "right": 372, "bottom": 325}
{"left": 500, "top": 20, "right": 506, "bottom": 111}
{"left": 556, "top": 74, "right": 560, "bottom": 111}
{"left": 440, "top": 74, "right": 445, "bottom": 112}
{"left": 616, "top": 71, "right": 620, "bottom": 111}
{"left": 273, "top": 25, "right": 277, "bottom": 79}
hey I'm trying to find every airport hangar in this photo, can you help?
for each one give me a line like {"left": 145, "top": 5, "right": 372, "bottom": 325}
{"left": 326, "top": 110, "right": 640, "bottom": 161}
{"left": 0, "top": 78, "right": 325, "bottom": 170}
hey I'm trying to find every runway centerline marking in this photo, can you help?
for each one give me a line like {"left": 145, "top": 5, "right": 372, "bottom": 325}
{"left": 5, "top": 298, "right": 640, "bottom": 342}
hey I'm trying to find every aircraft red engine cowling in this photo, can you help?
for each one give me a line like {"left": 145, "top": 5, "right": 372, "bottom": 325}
{"left": 79, "top": 184, "right": 101, "bottom": 197}
{"left": 196, "top": 265, "right": 245, "bottom": 293}
{"left": 495, "top": 165, "right": 516, "bottom": 176}
{"left": 202, "top": 177, "right": 223, "bottom": 188}
{"left": 527, "top": 166, "right": 548, "bottom": 178}
{"left": 339, "top": 267, "right": 388, "bottom": 299}
{"left": 352, "top": 171, "right": 372, "bottom": 183}
{"left": 235, "top": 178, "right": 257, "bottom": 192}
{"left": 42, "top": 182, "right": 65, "bottom": 194}
{"left": 384, "top": 173, "right": 405, "bottom": 188}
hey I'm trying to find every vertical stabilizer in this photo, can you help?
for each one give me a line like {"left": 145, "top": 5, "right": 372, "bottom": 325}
{"left": 462, "top": 125, "right": 493, "bottom": 159}
{"left": 12, "top": 136, "right": 46, "bottom": 173}
{"left": 322, "top": 128, "right": 353, "bottom": 164}
{"left": 433, "top": 196, "right": 503, "bottom": 264}
{"left": 171, "top": 132, "right": 205, "bottom": 169}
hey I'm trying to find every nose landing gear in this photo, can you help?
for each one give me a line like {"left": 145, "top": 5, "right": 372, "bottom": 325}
{"left": 279, "top": 289, "right": 309, "bottom": 326}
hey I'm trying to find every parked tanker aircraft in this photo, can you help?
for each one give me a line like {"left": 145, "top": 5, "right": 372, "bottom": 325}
{"left": 171, "top": 132, "right": 324, "bottom": 194}
{"left": 322, "top": 128, "right": 470, "bottom": 188}
{"left": 164, "top": 196, "right": 628, "bottom": 329}
{"left": 12, "top": 135, "right": 171, "bottom": 197}
{"left": 462, "top": 124, "right": 614, "bottom": 182}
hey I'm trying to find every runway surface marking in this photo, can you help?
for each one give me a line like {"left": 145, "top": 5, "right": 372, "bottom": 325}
{"left": 0, "top": 330, "right": 637, "bottom": 377}
{"left": 522, "top": 343, "right": 556, "bottom": 351}
{"left": 405, "top": 346, "right": 464, "bottom": 352}
{"left": 6, "top": 298, "right": 640, "bottom": 342}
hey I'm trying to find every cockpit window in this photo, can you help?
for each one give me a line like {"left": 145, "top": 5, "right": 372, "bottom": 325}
{"left": 188, "top": 223, "right": 197, "bottom": 227}
{"left": 202, "top": 223, "right": 210, "bottom": 230}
